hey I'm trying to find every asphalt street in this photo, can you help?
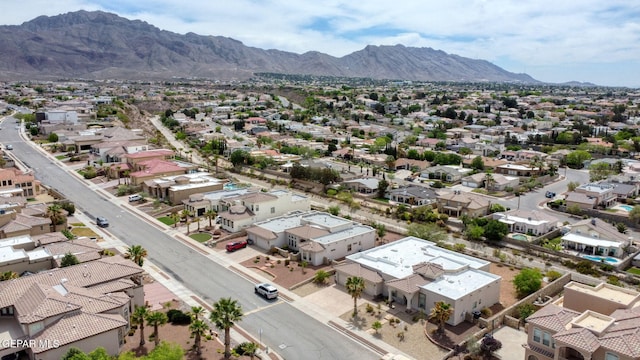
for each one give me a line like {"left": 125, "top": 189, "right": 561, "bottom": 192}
{"left": 0, "top": 116, "right": 380, "bottom": 360}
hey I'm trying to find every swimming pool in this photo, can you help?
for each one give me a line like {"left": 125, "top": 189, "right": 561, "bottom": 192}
{"left": 511, "top": 234, "right": 528, "bottom": 241}
{"left": 224, "top": 183, "right": 239, "bottom": 190}
{"left": 619, "top": 205, "right": 634, "bottom": 211}
{"left": 582, "top": 255, "right": 621, "bottom": 265}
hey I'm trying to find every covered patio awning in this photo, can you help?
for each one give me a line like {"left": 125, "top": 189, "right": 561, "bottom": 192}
{"left": 561, "top": 233, "right": 623, "bottom": 248}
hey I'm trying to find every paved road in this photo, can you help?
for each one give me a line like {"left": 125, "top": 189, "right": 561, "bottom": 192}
{"left": 0, "top": 116, "right": 380, "bottom": 360}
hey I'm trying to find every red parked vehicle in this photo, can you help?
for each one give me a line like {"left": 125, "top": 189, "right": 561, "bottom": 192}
{"left": 226, "top": 240, "right": 248, "bottom": 252}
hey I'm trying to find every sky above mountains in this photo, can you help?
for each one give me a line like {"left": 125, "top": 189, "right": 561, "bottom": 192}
{"left": 3, "top": 0, "right": 639, "bottom": 87}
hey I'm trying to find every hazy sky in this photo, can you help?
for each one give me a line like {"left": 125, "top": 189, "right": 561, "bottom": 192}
{"left": 2, "top": 1, "right": 639, "bottom": 87}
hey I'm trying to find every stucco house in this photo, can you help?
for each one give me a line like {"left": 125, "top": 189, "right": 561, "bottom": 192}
{"left": 421, "top": 165, "right": 471, "bottom": 183}
{"left": 561, "top": 218, "right": 631, "bottom": 258}
{"left": 340, "top": 178, "right": 380, "bottom": 196}
{"left": 492, "top": 209, "right": 559, "bottom": 236}
{"left": 141, "top": 172, "right": 225, "bottom": 205}
{"left": 335, "top": 237, "right": 501, "bottom": 326}
{"left": 246, "top": 211, "right": 375, "bottom": 265}
{"left": 218, "top": 190, "right": 311, "bottom": 233}
{"left": 0, "top": 256, "right": 144, "bottom": 360}
{"left": 436, "top": 190, "right": 491, "bottom": 218}
{"left": 387, "top": 185, "right": 438, "bottom": 207}
{"left": 524, "top": 281, "right": 640, "bottom": 360}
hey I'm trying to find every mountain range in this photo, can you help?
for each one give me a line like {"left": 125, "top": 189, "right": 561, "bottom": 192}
{"left": 0, "top": 10, "right": 537, "bottom": 83}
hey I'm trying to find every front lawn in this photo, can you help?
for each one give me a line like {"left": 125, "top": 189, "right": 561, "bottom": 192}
{"left": 189, "top": 233, "right": 212, "bottom": 243}
{"left": 158, "top": 216, "right": 176, "bottom": 226}
{"left": 627, "top": 267, "right": 640, "bottom": 276}
{"left": 70, "top": 227, "right": 99, "bottom": 238}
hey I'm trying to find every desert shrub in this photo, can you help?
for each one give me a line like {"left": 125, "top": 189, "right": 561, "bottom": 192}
{"left": 546, "top": 270, "right": 562, "bottom": 282}
{"left": 480, "top": 307, "right": 492, "bottom": 317}
{"left": 166, "top": 309, "right": 191, "bottom": 325}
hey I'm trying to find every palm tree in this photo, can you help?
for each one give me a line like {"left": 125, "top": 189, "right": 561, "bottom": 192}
{"left": 146, "top": 311, "right": 168, "bottom": 347}
{"left": 191, "top": 306, "right": 205, "bottom": 321}
{"left": 131, "top": 305, "right": 149, "bottom": 346}
{"left": 209, "top": 297, "right": 243, "bottom": 360}
{"left": 169, "top": 212, "right": 180, "bottom": 228}
{"left": 205, "top": 209, "right": 217, "bottom": 228}
{"left": 242, "top": 342, "right": 259, "bottom": 360}
{"left": 484, "top": 172, "right": 494, "bottom": 191}
{"left": 180, "top": 209, "right": 191, "bottom": 222}
{"left": 46, "top": 203, "right": 65, "bottom": 232}
{"left": 189, "top": 319, "right": 210, "bottom": 356}
{"left": 126, "top": 245, "right": 148, "bottom": 267}
{"left": 0, "top": 271, "right": 18, "bottom": 281}
{"left": 345, "top": 276, "right": 365, "bottom": 317}
{"left": 429, "top": 301, "right": 454, "bottom": 334}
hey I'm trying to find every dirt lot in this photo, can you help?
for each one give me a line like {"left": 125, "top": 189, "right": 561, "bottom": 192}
{"left": 489, "top": 263, "right": 520, "bottom": 308}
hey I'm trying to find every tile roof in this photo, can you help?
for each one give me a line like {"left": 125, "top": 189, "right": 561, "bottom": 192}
{"left": 599, "top": 328, "right": 640, "bottom": 358}
{"left": 246, "top": 226, "right": 277, "bottom": 240}
{"left": 412, "top": 262, "right": 445, "bottom": 280}
{"left": 30, "top": 312, "right": 127, "bottom": 354}
{"left": 286, "top": 225, "right": 330, "bottom": 239}
{"left": 527, "top": 304, "right": 581, "bottom": 332}
{"left": 386, "top": 274, "right": 430, "bottom": 293}
{"left": 554, "top": 327, "right": 600, "bottom": 353}
{"left": 334, "top": 262, "right": 384, "bottom": 283}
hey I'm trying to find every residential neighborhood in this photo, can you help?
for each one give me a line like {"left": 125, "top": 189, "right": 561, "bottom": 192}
{"left": 1, "top": 78, "right": 640, "bottom": 360}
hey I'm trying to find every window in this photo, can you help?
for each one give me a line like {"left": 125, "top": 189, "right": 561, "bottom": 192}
{"left": 605, "top": 353, "right": 619, "bottom": 360}
{"left": 542, "top": 332, "right": 551, "bottom": 346}
{"left": 418, "top": 293, "right": 426, "bottom": 309}
{"left": 347, "top": 244, "right": 352, "bottom": 251}
{"left": 255, "top": 205, "right": 259, "bottom": 211}
{"left": 533, "top": 328, "right": 541, "bottom": 343}
{"left": 473, "top": 301, "right": 477, "bottom": 309}
{"left": 271, "top": 207, "right": 275, "bottom": 214}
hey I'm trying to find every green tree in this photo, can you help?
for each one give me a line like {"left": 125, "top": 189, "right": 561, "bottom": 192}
{"left": 406, "top": 223, "right": 447, "bottom": 243}
{"left": 143, "top": 341, "right": 184, "bottom": 360}
{"left": 189, "top": 319, "right": 210, "bottom": 356}
{"left": 471, "top": 156, "right": 485, "bottom": 170}
{"left": 589, "top": 162, "right": 613, "bottom": 182}
{"left": 629, "top": 205, "right": 640, "bottom": 224}
{"left": 210, "top": 297, "right": 244, "bottom": 360}
{"left": 191, "top": 305, "right": 205, "bottom": 321}
{"left": 372, "top": 321, "right": 382, "bottom": 333}
{"left": 490, "top": 203, "right": 506, "bottom": 213}
{"left": 484, "top": 219, "right": 508, "bottom": 242}
{"left": 377, "top": 179, "right": 389, "bottom": 199}
{"left": 126, "top": 245, "right": 148, "bottom": 267}
{"left": 146, "top": 311, "right": 169, "bottom": 347}
{"left": 48, "top": 132, "right": 59, "bottom": 142}
{"left": 229, "top": 149, "right": 248, "bottom": 167}
{"left": 616, "top": 223, "right": 627, "bottom": 234}
{"left": 60, "top": 252, "right": 80, "bottom": 267}
{"left": 46, "top": 203, "right": 66, "bottom": 232}
{"left": 313, "top": 270, "right": 331, "bottom": 284}
{"left": 566, "top": 150, "right": 591, "bottom": 169}
{"left": 567, "top": 181, "right": 580, "bottom": 192}
{"left": 62, "top": 347, "right": 89, "bottom": 360}
{"left": 465, "top": 225, "right": 485, "bottom": 241}
{"left": 459, "top": 147, "right": 473, "bottom": 158}
{"left": 131, "top": 305, "right": 149, "bottom": 346}
{"left": 345, "top": 276, "right": 366, "bottom": 317}
{"left": 429, "top": 301, "right": 453, "bottom": 334}
{"left": 169, "top": 212, "right": 180, "bottom": 228}
{"left": 205, "top": 209, "right": 217, "bottom": 228}
{"left": 328, "top": 205, "right": 340, "bottom": 216}
{"left": 513, "top": 268, "right": 543, "bottom": 298}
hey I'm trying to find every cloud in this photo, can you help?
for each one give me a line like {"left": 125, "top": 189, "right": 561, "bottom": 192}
{"left": 0, "top": 0, "right": 638, "bottom": 86}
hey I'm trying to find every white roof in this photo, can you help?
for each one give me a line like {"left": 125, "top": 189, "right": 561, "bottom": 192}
{"left": 313, "top": 225, "right": 374, "bottom": 245}
{"left": 562, "top": 233, "right": 623, "bottom": 248}
{"left": 422, "top": 269, "right": 500, "bottom": 300}
{"left": 0, "top": 235, "right": 33, "bottom": 248}
{"left": 0, "top": 246, "right": 27, "bottom": 264}
{"left": 27, "top": 248, "right": 52, "bottom": 261}
{"left": 347, "top": 236, "right": 490, "bottom": 279}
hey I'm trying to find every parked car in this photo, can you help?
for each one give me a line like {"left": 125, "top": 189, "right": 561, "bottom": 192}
{"left": 254, "top": 283, "right": 278, "bottom": 299}
{"left": 226, "top": 240, "right": 247, "bottom": 252}
{"left": 128, "top": 194, "right": 143, "bottom": 202}
{"left": 96, "top": 217, "right": 109, "bottom": 227}
{"left": 5, "top": 144, "right": 12, "bottom": 150}
{"left": 545, "top": 191, "right": 556, "bottom": 198}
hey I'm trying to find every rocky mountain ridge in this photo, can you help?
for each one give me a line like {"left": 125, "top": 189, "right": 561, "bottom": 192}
{"left": 0, "top": 10, "right": 537, "bottom": 83}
